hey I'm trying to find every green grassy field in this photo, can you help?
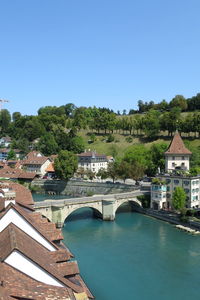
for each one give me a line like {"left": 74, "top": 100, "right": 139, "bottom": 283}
{"left": 78, "top": 129, "right": 200, "bottom": 159}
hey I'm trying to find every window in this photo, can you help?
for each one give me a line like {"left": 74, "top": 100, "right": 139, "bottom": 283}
{"left": 172, "top": 156, "right": 175, "bottom": 160}
{"left": 174, "top": 180, "right": 179, "bottom": 184}
{"left": 183, "top": 180, "right": 189, "bottom": 185}
{"left": 182, "top": 156, "right": 185, "bottom": 160}
{"left": 167, "top": 186, "right": 170, "bottom": 191}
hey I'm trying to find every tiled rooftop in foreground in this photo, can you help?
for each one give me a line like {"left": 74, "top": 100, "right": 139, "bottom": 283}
{"left": 0, "top": 181, "right": 93, "bottom": 300}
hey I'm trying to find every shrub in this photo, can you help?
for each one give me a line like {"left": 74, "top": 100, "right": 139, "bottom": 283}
{"left": 125, "top": 136, "right": 133, "bottom": 143}
{"left": 106, "top": 134, "right": 115, "bottom": 143}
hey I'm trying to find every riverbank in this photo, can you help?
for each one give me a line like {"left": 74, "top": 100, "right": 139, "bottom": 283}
{"left": 144, "top": 208, "right": 200, "bottom": 234}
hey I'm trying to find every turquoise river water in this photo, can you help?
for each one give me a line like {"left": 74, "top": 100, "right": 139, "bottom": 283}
{"left": 32, "top": 195, "right": 200, "bottom": 300}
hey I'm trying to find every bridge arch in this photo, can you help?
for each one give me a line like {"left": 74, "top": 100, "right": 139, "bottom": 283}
{"left": 114, "top": 198, "right": 142, "bottom": 215}
{"left": 61, "top": 204, "right": 103, "bottom": 223}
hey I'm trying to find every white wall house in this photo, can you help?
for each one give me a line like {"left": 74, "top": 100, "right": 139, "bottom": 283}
{"left": 22, "top": 152, "right": 51, "bottom": 176}
{"left": 77, "top": 151, "right": 108, "bottom": 174}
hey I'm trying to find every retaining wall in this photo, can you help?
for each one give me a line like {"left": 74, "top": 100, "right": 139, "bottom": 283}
{"left": 31, "top": 179, "right": 137, "bottom": 196}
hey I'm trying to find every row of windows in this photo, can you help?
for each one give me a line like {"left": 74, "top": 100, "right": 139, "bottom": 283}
{"left": 172, "top": 162, "right": 185, "bottom": 167}
{"left": 171, "top": 156, "right": 186, "bottom": 160}
{"left": 192, "top": 180, "right": 199, "bottom": 185}
{"left": 192, "top": 188, "right": 199, "bottom": 193}
{"left": 81, "top": 163, "right": 105, "bottom": 167}
{"left": 152, "top": 193, "right": 166, "bottom": 199}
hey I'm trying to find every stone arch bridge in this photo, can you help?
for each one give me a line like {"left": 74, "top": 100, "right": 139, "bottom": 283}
{"left": 34, "top": 190, "right": 147, "bottom": 227}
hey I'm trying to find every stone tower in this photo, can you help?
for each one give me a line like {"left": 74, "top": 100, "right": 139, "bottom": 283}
{"left": 165, "top": 131, "right": 192, "bottom": 173}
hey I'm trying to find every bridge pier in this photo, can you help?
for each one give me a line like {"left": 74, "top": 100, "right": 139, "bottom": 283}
{"left": 102, "top": 200, "right": 116, "bottom": 221}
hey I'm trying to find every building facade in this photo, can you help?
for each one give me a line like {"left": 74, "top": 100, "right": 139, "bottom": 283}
{"left": 77, "top": 151, "right": 108, "bottom": 174}
{"left": 151, "top": 132, "right": 200, "bottom": 210}
{"left": 164, "top": 131, "right": 192, "bottom": 172}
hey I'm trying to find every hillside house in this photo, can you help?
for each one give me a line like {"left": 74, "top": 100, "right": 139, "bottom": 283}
{"left": 0, "top": 136, "right": 11, "bottom": 148}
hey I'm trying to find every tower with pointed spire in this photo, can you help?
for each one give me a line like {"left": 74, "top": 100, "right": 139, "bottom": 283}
{"left": 151, "top": 132, "right": 200, "bottom": 210}
{"left": 164, "top": 131, "right": 192, "bottom": 173}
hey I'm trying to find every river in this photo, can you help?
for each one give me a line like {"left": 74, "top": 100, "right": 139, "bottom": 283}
{"left": 32, "top": 195, "right": 200, "bottom": 300}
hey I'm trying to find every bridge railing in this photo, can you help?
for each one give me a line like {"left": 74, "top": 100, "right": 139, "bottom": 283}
{"left": 34, "top": 188, "right": 150, "bottom": 208}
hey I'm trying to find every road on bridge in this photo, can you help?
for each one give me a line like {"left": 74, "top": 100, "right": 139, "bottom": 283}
{"left": 34, "top": 189, "right": 149, "bottom": 208}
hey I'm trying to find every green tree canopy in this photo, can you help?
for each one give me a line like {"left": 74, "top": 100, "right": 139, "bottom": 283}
{"left": 38, "top": 133, "right": 59, "bottom": 156}
{"left": 0, "top": 109, "right": 11, "bottom": 133}
{"left": 54, "top": 150, "right": 78, "bottom": 180}
{"left": 172, "top": 187, "right": 186, "bottom": 211}
{"left": 7, "top": 149, "right": 16, "bottom": 160}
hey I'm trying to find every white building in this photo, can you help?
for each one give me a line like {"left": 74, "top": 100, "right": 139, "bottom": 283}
{"left": 151, "top": 132, "right": 200, "bottom": 210}
{"left": 165, "top": 131, "right": 192, "bottom": 172}
{"left": 21, "top": 151, "right": 51, "bottom": 176}
{"left": 77, "top": 151, "right": 108, "bottom": 174}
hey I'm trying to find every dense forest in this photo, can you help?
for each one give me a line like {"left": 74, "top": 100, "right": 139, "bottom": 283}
{"left": 0, "top": 92, "right": 200, "bottom": 179}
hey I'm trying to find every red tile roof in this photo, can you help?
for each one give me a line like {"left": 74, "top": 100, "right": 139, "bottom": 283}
{"left": 78, "top": 151, "right": 107, "bottom": 158}
{"left": 0, "top": 181, "right": 94, "bottom": 299}
{"left": 165, "top": 131, "right": 192, "bottom": 155}
{"left": 46, "top": 162, "right": 55, "bottom": 172}
{"left": 0, "top": 223, "right": 83, "bottom": 293}
{"left": 0, "top": 166, "right": 36, "bottom": 180}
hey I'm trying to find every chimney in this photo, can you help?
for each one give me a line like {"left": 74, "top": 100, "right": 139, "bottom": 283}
{"left": 0, "top": 183, "right": 16, "bottom": 208}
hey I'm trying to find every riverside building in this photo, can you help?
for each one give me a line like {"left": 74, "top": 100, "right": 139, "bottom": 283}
{"left": 151, "top": 131, "right": 200, "bottom": 210}
{"left": 77, "top": 151, "right": 108, "bottom": 174}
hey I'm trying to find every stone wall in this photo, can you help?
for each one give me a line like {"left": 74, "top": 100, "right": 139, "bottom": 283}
{"left": 31, "top": 179, "right": 136, "bottom": 196}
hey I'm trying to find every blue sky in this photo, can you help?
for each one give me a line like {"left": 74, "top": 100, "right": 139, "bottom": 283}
{"left": 0, "top": 0, "right": 200, "bottom": 115}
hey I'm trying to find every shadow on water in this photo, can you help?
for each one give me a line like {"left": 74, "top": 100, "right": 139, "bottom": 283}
{"left": 116, "top": 202, "right": 135, "bottom": 214}
{"left": 65, "top": 208, "right": 97, "bottom": 223}
{"left": 65, "top": 203, "right": 135, "bottom": 225}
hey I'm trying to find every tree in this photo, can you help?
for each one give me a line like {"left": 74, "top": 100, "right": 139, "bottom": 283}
{"left": 172, "top": 187, "right": 186, "bottom": 211}
{"left": 68, "top": 136, "right": 85, "bottom": 154}
{"left": 11, "top": 138, "right": 29, "bottom": 153}
{"left": 170, "top": 95, "right": 188, "bottom": 111}
{"left": 128, "top": 161, "right": 145, "bottom": 182}
{"left": 85, "top": 169, "right": 95, "bottom": 181}
{"left": 7, "top": 149, "right": 16, "bottom": 160}
{"left": 107, "top": 162, "right": 119, "bottom": 183}
{"left": 38, "top": 133, "right": 59, "bottom": 156}
{"left": 97, "top": 168, "right": 108, "bottom": 180}
{"left": 117, "top": 161, "right": 130, "bottom": 182}
{"left": 149, "top": 142, "right": 168, "bottom": 175}
{"left": 54, "top": 150, "right": 78, "bottom": 180}
{"left": 0, "top": 109, "right": 11, "bottom": 133}
{"left": 143, "top": 109, "right": 160, "bottom": 139}
{"left": 12, "top": 112, "right": 21, "bottom": 122}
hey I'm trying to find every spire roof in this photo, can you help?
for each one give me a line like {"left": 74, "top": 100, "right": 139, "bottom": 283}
{"left": 165, "top": 131, "right": 192, "bottom": 155}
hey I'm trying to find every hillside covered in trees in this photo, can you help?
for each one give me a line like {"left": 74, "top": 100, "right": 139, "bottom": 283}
{"left": 1, "top": 92, "right": 200, "bottom": 179}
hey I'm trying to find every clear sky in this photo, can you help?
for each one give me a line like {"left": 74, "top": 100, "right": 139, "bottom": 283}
{"left": 1, "top": 0, "right": 200, "bottom": 115}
